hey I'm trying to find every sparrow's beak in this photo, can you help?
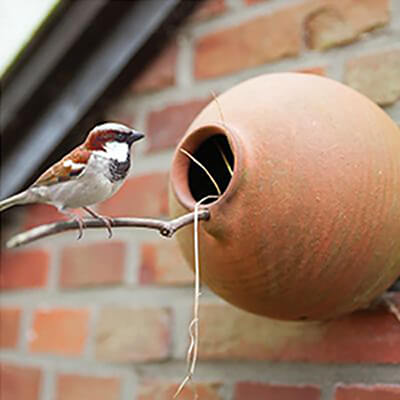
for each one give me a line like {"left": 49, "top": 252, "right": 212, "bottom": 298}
{"left": 129, "top": 130, "right": 145, "bottom": 145}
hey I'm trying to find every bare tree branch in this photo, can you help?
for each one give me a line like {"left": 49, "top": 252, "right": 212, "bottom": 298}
{"left": 6, "top": 210, "right": 210, "bottom": 249}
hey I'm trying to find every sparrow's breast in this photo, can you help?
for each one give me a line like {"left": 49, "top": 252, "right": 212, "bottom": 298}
{"left": 108, "top": 156, "right": 131, "bottom": 182}
{"left": 48, "top": 154, "right": 128, "bottom": 208}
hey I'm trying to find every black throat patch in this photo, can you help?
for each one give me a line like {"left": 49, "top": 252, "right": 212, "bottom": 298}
{"left": 109, "top": 155, "right": 131, "bottom": 182}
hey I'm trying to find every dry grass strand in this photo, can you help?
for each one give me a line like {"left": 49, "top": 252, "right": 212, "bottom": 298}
{"left": 216, "top": 142, "right": 233, "bottom": 177}
{"left": 210, "top": 90, "right": 234, "bottom": 176}
{"left": 176, "top": 111, "right": 231, "bottom": 398}
{"left": 174, "top": 194, "right": 218, "bottom": 400}
{"left": 210, "top": 90, "right": 225, "bottom": 123}
{"left": 384, "top": 297, "right": 400, "bottom": 322}
{"left": 180, "top": 148, "right": 222, "bottom": 196}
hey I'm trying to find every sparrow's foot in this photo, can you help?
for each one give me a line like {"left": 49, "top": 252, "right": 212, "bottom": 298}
{"left": 97, "top": 215, "right": 113, "bottom": 238}
{"left": 83, "top": 207, "right": 113, "bottom": 238}
{"left": 75, "top": 216, "right": 86, "bottom": 240}
{"left": 60, "top": 209, "right": 86, "bottom": 240}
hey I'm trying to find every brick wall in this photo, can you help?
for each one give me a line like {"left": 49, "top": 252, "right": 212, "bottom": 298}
{"left": 1, "top": 1, "right": 399, "bottom": 399}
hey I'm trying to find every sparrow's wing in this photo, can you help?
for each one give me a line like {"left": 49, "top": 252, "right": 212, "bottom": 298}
{"left": 32, "top": 147, "right": 91, "bottom": 187}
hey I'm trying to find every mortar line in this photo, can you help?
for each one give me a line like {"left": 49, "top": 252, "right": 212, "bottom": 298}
{"left": 41, "top": 367, "right": 55, "bottom": 400}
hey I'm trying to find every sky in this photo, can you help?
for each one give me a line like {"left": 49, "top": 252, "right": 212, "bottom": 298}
{"left": 0, "top": 0, "right": 59, "bottom": 77}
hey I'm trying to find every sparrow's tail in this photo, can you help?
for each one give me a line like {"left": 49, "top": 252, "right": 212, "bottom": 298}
{"left": 0, "top": 190, "right": 34, "bottom": 212}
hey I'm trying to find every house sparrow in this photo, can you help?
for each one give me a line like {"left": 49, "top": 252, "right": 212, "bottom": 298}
{"left": 0, "top": 122, "right": 144, "bottom": 238}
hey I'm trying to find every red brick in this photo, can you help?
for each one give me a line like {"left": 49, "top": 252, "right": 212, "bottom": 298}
{"left": 195, "top": 0, "right": 389, "bottom": 79}
{"left": 234, "top": 382, "right": 321, "bottom": 400}
{"left": 295, "top": 66, "right": 326, "bottom": 76}
{"left": 98, "top": 172, "right": 169, "bottom": 218}
{"left": 305, "top": 0, "right": 389, "bottom": 50}
{"left": 0, "top": 363, "right": 42, "bottom": 400}
{"left": 195, "top": 6, "right": 302, "bottom": 79}
{"left": 105, "top": 112, "right": 136, "bottom": 131}
{"left": 335, "top": 384, "right": 400, "bottom": 400}
{"left": 29, "top": 308, "right": 89, "bottom": 356}
{"left": 344, "top": 49, "right": 400, "bottom": 106}
{"left": 23, "top": 204, "right": 86, "bottom": 230}
{"left": 24, "top": 204, "right": 65, "bottom": 230}
{"left": 60, "top": 241, "right": 126, "bottom": 288}
{"left": 190, "top": 0, "right": 226, "bottom": 21}
{"left": 139, "top": 239, "right": 193, "bottom": 285}
{"left": 137, "top": 381, "right": 222, "bottom": 400}
{"left": 95, "top": 307, "right": 170, "bottom": 362}
{"left": 56, "top": 374, "right": 121, "bottom": 400}
{"left": 0, "top": 308, "right": 21, "bottom": 348}
{"left": 131, "top": 40, "right": 178, "bottom": 93}
{"left": 146, "top": 98, "right": 210, "bottom": 152}
{"left": 0, "top": 250, "right": 49, "bottom": 290}
{"left": 198, "top": 294, "right": 400, "bottom": 362}
{"left": 244, "top": 0, "right": 269, "bottom": 5}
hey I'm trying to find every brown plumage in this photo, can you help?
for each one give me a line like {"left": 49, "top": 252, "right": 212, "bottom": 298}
{"left": 33, "top": 147, "right": 91, "bottom": 187}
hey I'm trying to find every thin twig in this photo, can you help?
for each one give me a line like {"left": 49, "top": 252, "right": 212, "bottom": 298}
{"left": 6, "top": 210, "right": 210, "bottom": 249}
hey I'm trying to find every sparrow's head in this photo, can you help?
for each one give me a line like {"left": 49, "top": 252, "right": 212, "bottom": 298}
{"left": 85, "top": 122, "right": 145, "bottom": 151}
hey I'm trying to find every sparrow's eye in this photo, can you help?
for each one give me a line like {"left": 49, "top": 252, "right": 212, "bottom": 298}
{"left": 116, "top": 133, "right": 125, "bottom": 141}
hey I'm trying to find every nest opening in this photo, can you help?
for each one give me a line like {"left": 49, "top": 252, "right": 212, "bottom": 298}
{"left": 187, "top": 134, "right": 234, "bottom": 204}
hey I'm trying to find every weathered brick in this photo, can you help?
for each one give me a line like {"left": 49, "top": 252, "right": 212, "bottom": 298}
{"left": 305, "top": 7, "right": 358, "bottom": 50}
{"left": 344, "top": 49, "right": 400, "bottom": 106}
{"left": 60, "top": 241, "right": 126, "bottom": 288}
{"left": 234, "top": 382, "right": 321, "bottom": 400}
{"left": 190, "top": 0, "right": 226, "bottom": 21}
{"left": 95, "top": 307, "right": 170, "bottom": 362}
{"left": 337, "top": 0, "right": 389, "bottom": 32}
{"left": 56, "top": 374, "right": 121, "bottom": 400}
{"left": 0, "top": 250, "right": 49, "bottom": 290}
{"left": 139, "top": 239, "right": 193, "bottom": 285}
{"left": 146, "top": 98, "right": 209, "bottom": 152}
{"left": 98, "top": 172, "right": 169, "bottom": 218}
{"left": 131, "top": 40, "right": 178, "bottom": 93}
{"left": 0, "top": 363, "right": 41, "bottom": 400}
{"left": 195, "top": 6, "right": 302, "bottom": 79}
{"left": 29, "top": 308, "right": 89, "bottom": 356}
{"left": 335, "top": 384, "right": 400, "bottom": 400}
{"left": 305, "top": 0, "right": 389, "bottom": 50}
{"left": 198, "top": 294, "right": 400, "bottom": 362}
{"left": 0, "top": 308, "right": 21, "bottom": 348}
{"left": 195, "top": 0, "right": 389, "bottom": 79}
{"left": 137, "top": 381, "right": 222, "bottom": 400}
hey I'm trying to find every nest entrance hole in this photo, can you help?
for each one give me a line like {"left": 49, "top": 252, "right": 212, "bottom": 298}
{"left": 188, "top": 134, "right": 234, "bottom": 204}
